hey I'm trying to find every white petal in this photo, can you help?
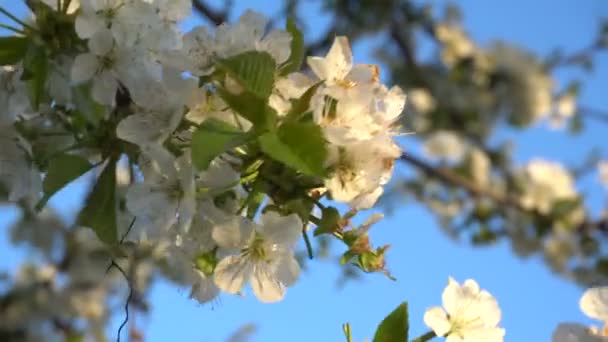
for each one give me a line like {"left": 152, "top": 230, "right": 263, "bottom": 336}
{"left": 213, "top": 255, "right": 252, "bottom": 294}
{"left": 190, "top": 271, "right": 220, "bottom": 303}
{"left": 580, "top": 287, "right": 608, "bottom": 322}
{"left": 91, "top": 71, "right": 118, "bottom": 106}
{"left": 442, "top": 277, "right": 469, "bottom": 317}
{"left": 307, "top": 56, "right": 330, "bottom": 81}
{"left": 350, "top": 187, "right": 384, "bottom": 210}
{"left": 423, "top": 306, "right": 451, "bottom": 337}
{"left": 308, "top": 36, "right": 353, "bottom": 82}
{"left": 71, "top": 53, "right": 99, "bottom": 84}
{"left": 75, "top": 14, "right": 105, "bottom": 39}
{"left": 346, "top": 64, "right": 379, "bottom": 84}
{"left": 261, "top": 30, "right": 292, "bottom": 64}
{"left": 88, "top": 29, "right": 114, "bottom": 56}
{"left": 552, "top": 323, "right": 602, "bottom": 342}
{"left": 126, "top": 183, "right": 177, "bottom": 230}
{"left": 250, "top": 263, "right": 285, "bottom": 303}
{"left": 259, "top": 212, "right": 302, "bottom": 246}
{"left": 461, "top": 327, "right": 505, "bottom": 342}
{"left": 239, "top": 10, "right": 267, "bottom": 40}
{"left": 273, "top": 252, "right": 300, "bottom": 287}
{"left": 212, "top": 218, "right": 254, "bottom": 250}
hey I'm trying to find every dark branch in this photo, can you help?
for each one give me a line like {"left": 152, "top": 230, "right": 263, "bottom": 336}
{"left": 399, "top": 152, "right": 608, "bottom": 233}
{"left": 192, "top": 0, "right": 226, "bottom": 26}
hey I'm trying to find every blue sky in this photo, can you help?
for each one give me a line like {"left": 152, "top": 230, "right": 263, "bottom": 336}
{"left": 1, "top": 0, "right": 608, "bottom": 341}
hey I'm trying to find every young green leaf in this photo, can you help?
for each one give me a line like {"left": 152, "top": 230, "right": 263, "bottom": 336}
{"left": 0, "top": 36, "right": 29, "bottom": 65}
{"left": 191, "top": 118, "right": 250, "bottom": 170}
{"left": 22, "top": 44, "right": 48, "bottom": 110}
{"left": 37, "top": 154, "right": 93, "bottom": 210}
{"left": 216, "top": 51, "right": 277, "bottom": 99}
{"left": 77, "top": 158, "right": 118, "bottom": 244}
{"left": 279, "top": 18, "right": 304, "bottom": 76}
{"left": 218, "top": 88, "right": 277, "bottom": 130}
{"left": 258, "top": 121, "right": 327, "bottom": 176}
{"left": 314, "top": 206, "right": 341, "bottom": 236}
{"left": 285, "top": 81, "right": 324, "bottom": 121}
{"left": 372, "top": 302, "right": 409, "bottom": 342}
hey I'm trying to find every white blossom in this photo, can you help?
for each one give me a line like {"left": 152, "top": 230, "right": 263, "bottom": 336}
{"left": 517, "top": 159, "right": 578, "bottom": 214}
{"left": 423, "top": 131, "right": 468, "bottom": 162}
{"left": 424, "top": 277, "right": 505, "bottom": 342}
{"left": 212, "top": 212, "right": 302, "bottom": 303}
{"left": 552, "top": 287, "right": 608, "bottom": 341}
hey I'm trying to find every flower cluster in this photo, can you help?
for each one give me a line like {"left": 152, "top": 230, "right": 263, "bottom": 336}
{"left": 0, "top": 0, "right": 403, "bottom": 311}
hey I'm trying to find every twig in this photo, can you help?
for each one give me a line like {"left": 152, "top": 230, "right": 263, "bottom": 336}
{"left": 399, "top": 152, "right": 608, "bottom": 233}
{"left": 400, "top": 152, "right": 523, "bottom": 209}
{"left": 192, "top": 0, "right": 226, "bottom": 25}
{"left": 579, "top": 106, "right": 608, "bottom": 124}
{"left": 106, "top": 260, "right": 133, "bottom": 342}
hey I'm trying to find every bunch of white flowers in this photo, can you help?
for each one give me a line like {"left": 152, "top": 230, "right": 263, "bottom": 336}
{"left": 0, "top": 0, "right": 404, "bottom": 310}
{"left": 516, "top": 159, "right": 579, "bottom": 215}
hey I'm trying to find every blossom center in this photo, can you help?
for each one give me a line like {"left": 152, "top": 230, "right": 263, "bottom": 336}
{"left": 242, "top": 233, "right": 269, "bottom": 262}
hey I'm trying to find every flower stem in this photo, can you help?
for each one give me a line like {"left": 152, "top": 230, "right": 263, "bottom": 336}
{"left": 302, "top": 228, "right": 313, "bottom": 259}
{"left": 411, "top": 331, "right": 436, "bottom": 342}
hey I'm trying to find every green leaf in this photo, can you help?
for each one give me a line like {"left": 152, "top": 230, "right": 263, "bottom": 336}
{"left": 285, "top": 81, "right": 324, "bottom": 121}
{"left": 22, "top": 44, "right": 48, "bottom": 110}
{"left": 246, "top": 190, "right": 266, "bottom": 219}
{"left": 342, "top": 323, "right": 353, "bottom": 342}
{"left": 340, "top": 250, "right": 357, "bottom": 265}
{"left": 279, "top": 18, "right": 304, "bottom": 76}
{"left": 191, "top": 118, "right": 250, "bottom": 170}
{"left": 314, "top": 206, "right": 341, "bottom": 236}
{"left": 195, "top": 250, "right": 218, "bottom": 276}
{"left": 73, "top": 84, "right": 106, "bottom": 124}
{"left": 37, "top": 154, "right": 93, "bottom": 210}
{"left": 0, "top": 36, "right": 29, "bottom": 65}
{"left": 218, "top": 88, "right": 277, "bottom": 130}
{"left": 372, "top": 302, "right": 409, "bottom": 342}
{"left": 216, "top": 51, "right": 277, "bottom": 98}
{"left": 258, "top": 121, "right": 327, "bottom": 176}
{"left": 77, "top": 158, "right": 118, "bottom": 244}
{"left": 551, "top": 198, "right": 581, "bottom": 218}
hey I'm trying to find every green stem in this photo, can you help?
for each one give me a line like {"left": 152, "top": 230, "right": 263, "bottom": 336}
{"left": 0, "top": 6, "right": 37, "bottom": 32}
{"left": 302, "top": 227, "right": 313, "bottom": 259}
{"left": 411, "top": 331, "right": 436, "bottom": 342}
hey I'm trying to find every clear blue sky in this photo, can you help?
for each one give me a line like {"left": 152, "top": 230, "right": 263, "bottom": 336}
{"left": 1, "top": 0, "right": 608, "bottom": 341}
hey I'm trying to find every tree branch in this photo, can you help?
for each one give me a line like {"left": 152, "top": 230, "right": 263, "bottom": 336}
{"left": 192, "top": 0, "right": 226, "bottom": 26}
{"left": 399, "top": 152, "right": 608, "bottom": 233}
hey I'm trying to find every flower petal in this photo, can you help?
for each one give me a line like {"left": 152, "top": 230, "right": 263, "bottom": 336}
{"left": 580, "top": 287, "right": 608, "bottom": 323}
{"left": 212, "top": 218, "right": 254, "bottom": 250}
{"left": 423, "top": 306, "right": 451, "bottom": 337}
{"left": 71, "top": 53, "right": 99, "bottom": 84}
{"left": 273, "top": 252, "right": 300, "bottom": 287}
{"left": 88, "top": 29, "right": 114, "bottom": 56}
{"left": 250, "top": 263, "right": 285, "bottom": 303}
{"left": 190, "top": 271, "right": 220, "bottom": 304}
{"left": 552, "top": 323, "right": 602, "bottom": 342}
{"left": 213, "top": 255, "right": 252, "bottom": 294}
{"left": 259, "top": 212, "right": 302, "bottom": 246}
